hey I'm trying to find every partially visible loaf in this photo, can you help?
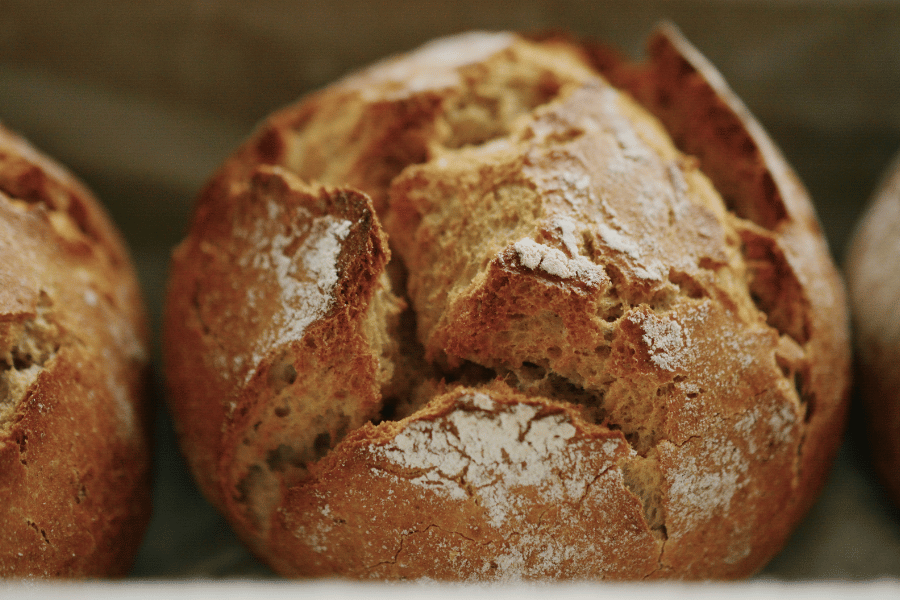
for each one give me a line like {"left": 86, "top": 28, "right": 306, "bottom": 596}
{"left": 0, "top": 125, "right": 151, "bottom": 577}
{"left": 164, "top": 26, "right": 850, "bottom": 579}
{"left": 846, "top": 151, "right": 900, "bottom": 507}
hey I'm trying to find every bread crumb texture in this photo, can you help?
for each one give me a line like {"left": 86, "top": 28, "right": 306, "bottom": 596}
{"left": 0, "top": 125, "right": 151, "bottom": 577}
{"left": 164, "top": 27, "right": 850, "bottom": 580}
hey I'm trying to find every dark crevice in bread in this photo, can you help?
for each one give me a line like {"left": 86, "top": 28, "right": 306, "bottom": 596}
{"left": 774, "top": 332, "right": 812, "bottom": 423}
{"left": 795, "top": 369, "right": 816, "bottom": 425}
{"left": 233, "top": 465, "right": 272, "bottom": 529}
{"left": 372, "top": 298, "right": 439, "bottom": 422}
{"left": 26, "top": 520, "right": 53, "bottom": 549}
{"left": 737, "top": 223, "right": 811, "bottom": 346}
{"left": 267, "top": 351, "right": 298, "bottom": 393}
{"left": 14, "top": 430, "right": 27, "bottom": 465}
{"left": 505, "top": 366, "right": 609, "bottom": 426}
{"left": 667, "top": 268, "right": 708, "bottom": 301}
{"left": 375, "top": 360, "right": 497, "bottom": 426}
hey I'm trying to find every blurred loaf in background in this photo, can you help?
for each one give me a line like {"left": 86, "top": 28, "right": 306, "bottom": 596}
{"left": 846, "top": 152, "right": 900, "bottom": 511}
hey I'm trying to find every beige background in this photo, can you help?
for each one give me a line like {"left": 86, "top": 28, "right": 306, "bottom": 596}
{"left": 1, "top": 0, "right": 899, "bottom": 580}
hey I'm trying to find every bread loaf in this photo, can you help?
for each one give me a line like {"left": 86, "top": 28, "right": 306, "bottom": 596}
{"left": 0, "top": 125, "right": 151, "bottom": 577}
{"left": 846, "top": 151, "right": 900, "bottom": 508}
{"left": 164, "top": 25, "right": 850, "bottom": 579}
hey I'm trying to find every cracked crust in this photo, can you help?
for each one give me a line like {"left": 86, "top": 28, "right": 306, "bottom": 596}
{"left": 846, "top": 151, "right": 900, "bottom": 508}
{"left": 0, "top": 125, "right": 151, "bottom": 577}
{"left": 164, "top": 26, "right": 850, "bottom": 580}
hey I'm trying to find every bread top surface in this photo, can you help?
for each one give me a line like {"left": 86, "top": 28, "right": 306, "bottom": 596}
{"left": 164, "top": 27, "right": 850, "bottom": 579}
{"left": 0, "top": 125, "right": 151, "bottom": 577}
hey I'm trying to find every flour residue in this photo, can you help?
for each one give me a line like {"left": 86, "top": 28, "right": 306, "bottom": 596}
{"left": 549, "top": 216, "right": 580, "bottom": 256}
{"left": 377, "top": 394, "right": 619, "bottom": 529}
{"left": 630, "top": 310, "right": 692, "bottom": 372}
{"left": 527, "top": 164, "right": 597, "bottom": 211}
{"left": 512, "top": 237, "right": 606, "bottom": 286}
{"left": 371, "top": 392, "right": 637, "bottom": 579}
{"left": 596, "top": 224, "right": 666, "bottom": 282}
{"left": 666, "top": 438, "right": 749, "bottom": 539}
{"left": 238, "top": 201, "right": 353, "bottom": 379}
{"left": 734, "top": 402, "right": 798, "bottom": 456}
{"left": 599, "top": 87, "right": 654, "bottom": 163}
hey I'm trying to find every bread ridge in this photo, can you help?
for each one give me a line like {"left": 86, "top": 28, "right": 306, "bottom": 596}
{"left": 0, "top": 124, "right": 151, "bottom": 577}
{"left": 163, "top": 26, "right": 850, "bottom": 580}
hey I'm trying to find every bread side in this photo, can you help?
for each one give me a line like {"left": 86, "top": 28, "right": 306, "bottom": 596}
{"left": 0, "top": 125, "right": 151, "bottom": 577}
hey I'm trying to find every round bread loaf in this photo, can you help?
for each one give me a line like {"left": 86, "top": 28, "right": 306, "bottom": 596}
{"left": 0, "top": 125, "right": 151, "bottom": 576}
{"left": 846, "top": 152, "right": 900, "bottom": 508}
{"left": 164, "top": 25, "right": 850, "bottom": 580}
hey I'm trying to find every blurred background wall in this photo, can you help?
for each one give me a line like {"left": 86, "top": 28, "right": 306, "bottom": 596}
{"left": 2, "top": 0, "right": 899, "bottom": 259}
{"left": 2, "top": 0, "right": 899, "bottom": 131}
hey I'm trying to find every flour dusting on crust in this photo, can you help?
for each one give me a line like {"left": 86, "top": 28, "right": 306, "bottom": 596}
{"left": 238, "top": 201, "right": 353, "bottom": 375}
{"left": 377, "top": 392, "right": 624, "bottom": 529}
{"left": 512, "top": 238, "right": 606, "bottom": 285}
{"left": 629, "top": 308, "right": 704, "bottom": 372}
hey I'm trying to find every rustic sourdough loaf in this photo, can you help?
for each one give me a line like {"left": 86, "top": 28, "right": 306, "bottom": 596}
{"left": 0, "top": 125, "right": 151, "bottom": 577}
{"left": 846, "top": 152, "right": 900, "bottom": 508}
{"left": 164, "top": 25, "right": 850, "bottom": 579}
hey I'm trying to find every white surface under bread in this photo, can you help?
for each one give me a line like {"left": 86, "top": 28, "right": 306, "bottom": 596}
{"left": 5, "top": 581, "right": 900, "bottom": 599}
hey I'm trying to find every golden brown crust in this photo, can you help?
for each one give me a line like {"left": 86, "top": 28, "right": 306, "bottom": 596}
{"left": 164, "top": 164, "right": 399, "bottom": 542}
{"left": 164, "top": 26, "right": 850, "bottom": 580}
{"left": 0, "top": 125, "right": 151, "bottom": 577}
{"left": 846, "top": 151, "right": 900, "bottom": 507}
{"left": 592, "top": 25, "right": 851, "bottom": 523}
{"left": 271, "top": 381, "right": 661, "bottom": 579}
